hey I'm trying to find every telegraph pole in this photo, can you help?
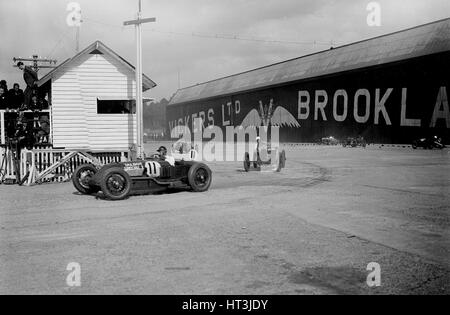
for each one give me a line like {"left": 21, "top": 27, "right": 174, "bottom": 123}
{"left": 124, "top": 0, "right": 156, "bottom": 159}
{"left": 75, "top": 24, "right": 81, "bottom": 53}
{"left": 13, "top": 56, "right": 57, "bottom": 72}
{"left": 66, "top": 2, "right": 83, "bottom": 54}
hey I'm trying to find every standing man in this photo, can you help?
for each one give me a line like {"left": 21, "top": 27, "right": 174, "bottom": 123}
{"left": 0, "top": 87, "right": 8, "bottom": 110}
{"left": 17, "top": 62, "right": 38, "bottom": 108}
{"left": 0, "top": 80, "right": 8, "bottom": 93}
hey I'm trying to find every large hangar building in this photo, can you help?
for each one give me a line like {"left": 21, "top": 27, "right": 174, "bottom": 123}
{"left": 167, "top": 19, "right": 450, "bottom": 144}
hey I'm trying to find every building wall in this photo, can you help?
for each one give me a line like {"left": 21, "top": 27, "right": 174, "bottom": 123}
{"left": 167, "top": 52, "right": 450, "bottom": 144}
{"left": 51, "top": 70, "right": 88, "bottom": 149}
{"left": 52, "top": 52, "right": 137, "bottom": 151}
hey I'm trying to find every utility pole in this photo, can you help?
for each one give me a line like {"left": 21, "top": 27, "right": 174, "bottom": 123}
{"left": 123, "top": 0, "right": 156, "bottom": 160}
{"left": 75, "top": 24, "right": 81, "bottom": 53}
{"left": 12, "top": 56, "right": 57, "bottom": 72}
{"left": 66, "top": 2, "right": 83, "bottom": 54}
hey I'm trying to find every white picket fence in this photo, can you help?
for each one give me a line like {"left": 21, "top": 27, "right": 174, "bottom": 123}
{"left": 1, "top": 146, "right": 130, "bottom": 185}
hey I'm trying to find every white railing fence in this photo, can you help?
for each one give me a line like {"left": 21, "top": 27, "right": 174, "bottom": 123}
{"left": 1, "top": 146, "right": 129, "bottom": 185}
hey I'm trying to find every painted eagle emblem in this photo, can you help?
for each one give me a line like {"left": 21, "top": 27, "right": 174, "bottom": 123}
{"left": 239, "top": 99, "right": 301, "bottom": 128}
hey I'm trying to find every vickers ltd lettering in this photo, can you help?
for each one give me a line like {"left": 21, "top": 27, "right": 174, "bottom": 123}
{"left": 169, "top": 108, "right": 215, "bottom": 131}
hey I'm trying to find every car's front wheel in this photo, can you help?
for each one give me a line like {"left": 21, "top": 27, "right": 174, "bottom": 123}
{"left": 188, "top": 163, "right": 212, "bottom": 192}
{"left": 100, "top": 167, "right": 132, "bottom": 200}
{"left": 72, "top": 164, "right": 99, "bottom": 194}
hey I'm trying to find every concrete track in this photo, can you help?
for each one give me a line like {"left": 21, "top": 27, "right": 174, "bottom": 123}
{"left": 0, "top": 145, "right": 449, "bottom": 294}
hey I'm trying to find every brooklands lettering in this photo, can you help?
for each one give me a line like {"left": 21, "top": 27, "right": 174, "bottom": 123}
{"left": 298, "top": 87, "right": 449, "bottom": 128}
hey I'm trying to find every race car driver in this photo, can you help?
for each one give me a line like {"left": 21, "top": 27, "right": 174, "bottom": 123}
{"left": 156, "top": 146, "right": 175, "bottom": 166}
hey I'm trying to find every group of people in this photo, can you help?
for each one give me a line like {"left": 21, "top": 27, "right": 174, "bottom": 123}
{"left": 0, "top": 81, "right": 24, "bottom": 110}
{"left": 1, "top": 62, "right": 50, "bottom": 148}
{"left": 0, "top": 63, "right": 49, "bottom": 111}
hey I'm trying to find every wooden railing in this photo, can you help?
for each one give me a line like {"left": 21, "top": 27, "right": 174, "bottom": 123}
{"left": 1, "top": 146, "right": 130, "bottom": 185}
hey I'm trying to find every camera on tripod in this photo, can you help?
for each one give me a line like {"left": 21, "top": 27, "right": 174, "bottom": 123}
{"left": 0, "top": 136, "right": 21, "bottom": 185}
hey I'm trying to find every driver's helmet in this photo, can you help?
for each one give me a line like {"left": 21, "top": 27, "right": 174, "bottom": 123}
{"left": 157, "top": 146, "right": 168, "bottom": 156}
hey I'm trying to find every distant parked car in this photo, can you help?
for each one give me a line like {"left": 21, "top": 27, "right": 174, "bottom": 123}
{"left": 342, "top": 136, "right": 366, "bottom": 148}
{"left": 321, "top": 136, "right": 339, "bottom": 145}
{"left": 412, "top": 136, "right": 445, "bottom": 150}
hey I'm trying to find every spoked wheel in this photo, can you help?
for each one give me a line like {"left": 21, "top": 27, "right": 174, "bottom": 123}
{"left": 100, "top": 167, "right": 132, "bottom": 200}
{"left": 72, "top": 164, "right": 99, "bottom": 194}
{"left": 188, "top": 163, "right": 212, "bottom": 192}
{"left": 243, "top": 152, "right": 251, "bottom": 172}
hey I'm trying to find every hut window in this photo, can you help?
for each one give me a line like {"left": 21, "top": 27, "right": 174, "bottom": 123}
{"left": 97, "top": 99, "right": 136, "bottom": 114}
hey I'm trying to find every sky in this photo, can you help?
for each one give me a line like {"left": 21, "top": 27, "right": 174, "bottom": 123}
{"left": 1, "top": 0, "right": 449, "bottom": 101}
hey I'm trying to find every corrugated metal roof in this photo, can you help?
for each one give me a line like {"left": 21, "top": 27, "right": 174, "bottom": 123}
{"left": 169, "top": 18, "right": 450, "bottom": 105}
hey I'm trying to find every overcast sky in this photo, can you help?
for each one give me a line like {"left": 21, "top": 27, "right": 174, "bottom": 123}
{"left": 1, "top": 0, "right": 449, "bottom": 101}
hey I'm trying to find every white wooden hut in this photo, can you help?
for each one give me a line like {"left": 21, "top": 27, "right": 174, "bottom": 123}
{"left": 0, "top": 41, "right": 156, "bottom": 185}
{"left": 37, "top": 40, "right": 156, "bottom": 151}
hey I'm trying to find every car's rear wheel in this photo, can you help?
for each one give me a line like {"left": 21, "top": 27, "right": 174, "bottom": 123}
{"left": 188, "top": 163, "right": 212, "bottom": 192}
{"left": 243, "top": 152, "right": 251, "bottom": 172}
{"left": 412, "top": 142, "right": 418, "bottom": 149}
{"left": 72, "top": 164, "right": 99, "bottom": 194}
{"left": 100, "top": 167, "right": 132, "bottom": 200}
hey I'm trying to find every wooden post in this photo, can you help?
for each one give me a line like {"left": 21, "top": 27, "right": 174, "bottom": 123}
{"left": 0, "top": 110, "right": 5, "bottom": 145}
{"left": 123, "top": 0, "right": 156, "bottom": 160}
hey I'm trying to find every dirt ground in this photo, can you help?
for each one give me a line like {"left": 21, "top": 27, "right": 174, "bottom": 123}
{"left": 0, "top": 144, "right": 449, "bottom": 294}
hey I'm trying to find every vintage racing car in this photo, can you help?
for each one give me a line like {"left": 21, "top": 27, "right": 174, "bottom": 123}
{"left": 72, "top": 157, "right": 212, "bottom": 200}
{"left": 243, "top": 139, "right": 286, "bottom": 172}
{"left": 412, "top": 135, "right": 445, "bottom": 150}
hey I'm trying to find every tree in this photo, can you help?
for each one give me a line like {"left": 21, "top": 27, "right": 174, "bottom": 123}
{"left": 143, "top": 98, "right": 169, "bottom": 138}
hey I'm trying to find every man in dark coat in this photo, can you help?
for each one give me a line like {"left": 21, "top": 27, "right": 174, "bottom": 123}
{"left": 0, "top": 80, "right": 8, "bottom": 92}
{"left": 17, "top": 62, "right": 39, "bottom": 107}
{"left": 0, "top": 86, "right": 8, "bottom": 110}
{"left": 8, "top": 83, "right": 24, "bottom": 110}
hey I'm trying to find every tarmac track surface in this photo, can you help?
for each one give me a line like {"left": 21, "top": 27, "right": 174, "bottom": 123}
{"left": 0, "top": 144, "right": 449, "bottom": 294}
